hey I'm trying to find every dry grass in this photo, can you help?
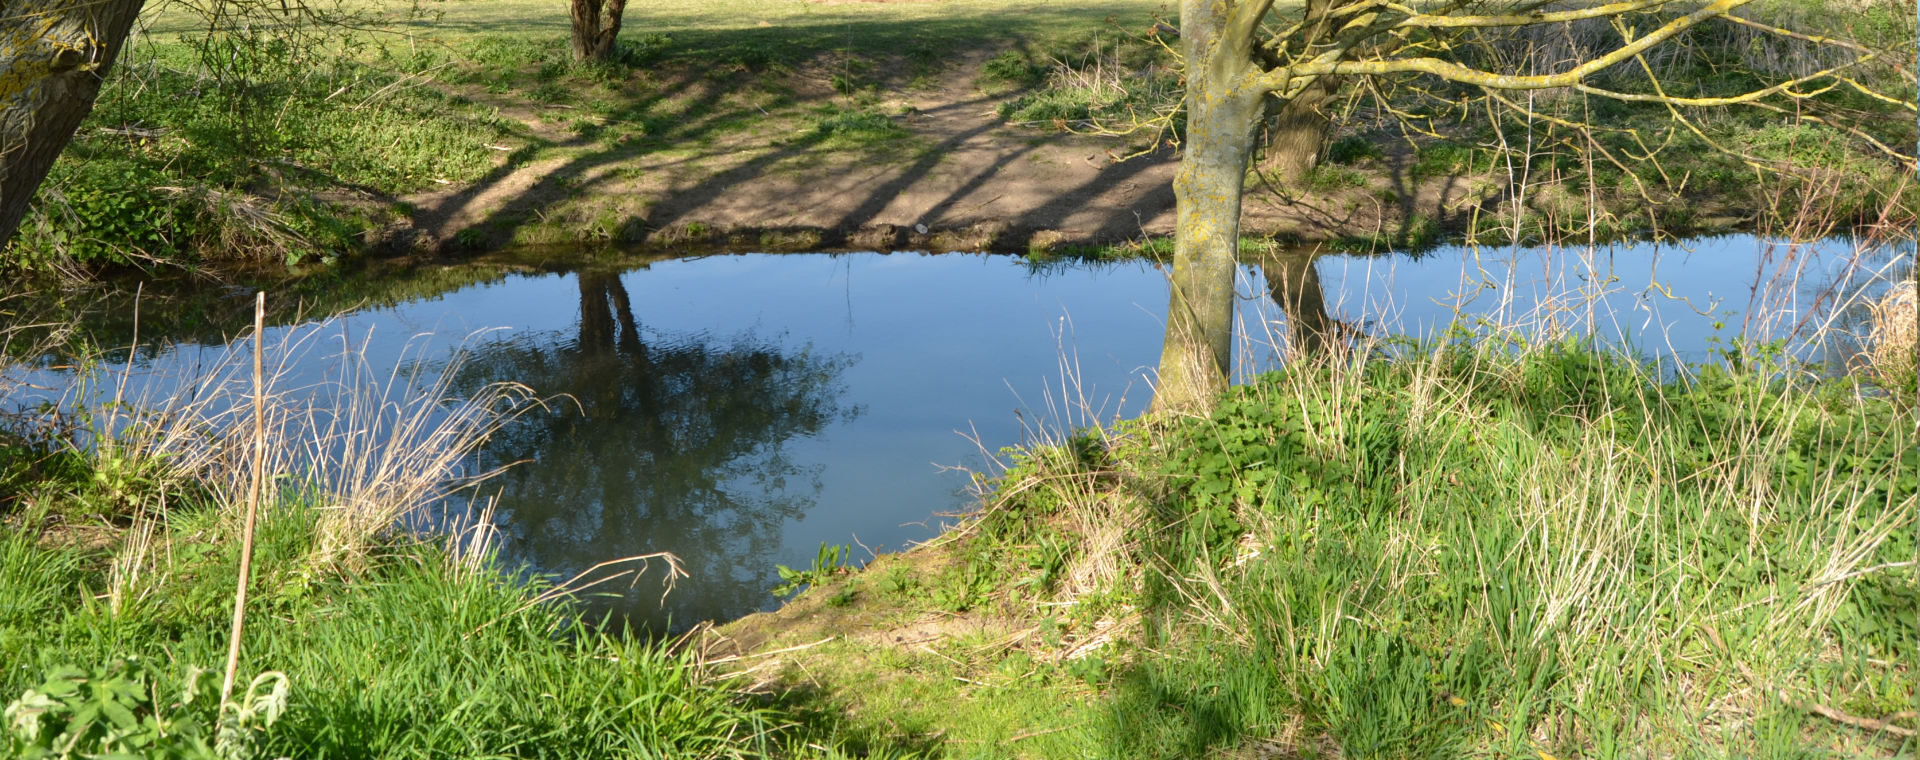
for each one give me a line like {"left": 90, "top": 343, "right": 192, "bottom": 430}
{"left": 46, "top": 317, "right": 542, "bottom": 571}
{"left": 1862, "top": 278, "right": 1916, "bottom": 402}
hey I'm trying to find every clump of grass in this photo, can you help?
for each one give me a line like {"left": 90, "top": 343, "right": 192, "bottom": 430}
{"left": 810, "top": 105, "right": 908, "bottom": 145}
{"left": 1862, "top": 278, "right": 1916, "bottom": 403}
{"left": 994, "top": 32, "right": 1178, "bottom": 130}
{"left": 14, "top": 317, "right": 542, "bottom": 572}
{"left": 980, "top": 49, "right": 1046, "bottom": 90}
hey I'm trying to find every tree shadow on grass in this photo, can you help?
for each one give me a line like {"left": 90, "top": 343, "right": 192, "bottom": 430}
{"left": 405, "top": 13, "right": 1184, "bottom": 253}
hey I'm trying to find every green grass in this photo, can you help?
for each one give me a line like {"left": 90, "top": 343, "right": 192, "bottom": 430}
{"left": 734, "top": 333, "right": 1916, "bottom": 759}
{"left": 1103, "top": 341, "right": 1917, "bottom": 758}
{"left": 0, "top": 504, "right": 795, "bottom": 758}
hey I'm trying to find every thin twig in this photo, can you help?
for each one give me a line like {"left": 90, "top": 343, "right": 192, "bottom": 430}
{"left": 701, "top": 636, "right": 838, "bottom": 667}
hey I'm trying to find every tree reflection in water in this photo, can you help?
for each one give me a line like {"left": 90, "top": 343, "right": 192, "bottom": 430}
{"left": 1251, "top": 249, "right": 1363, "bottom": 360}
{"left": 451, "top": 270, "right": 858, "bottom": 634}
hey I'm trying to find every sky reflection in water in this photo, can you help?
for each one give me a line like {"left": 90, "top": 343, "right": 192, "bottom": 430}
{"left": 29, "top": 235, "right": 1910, "bottom": 631}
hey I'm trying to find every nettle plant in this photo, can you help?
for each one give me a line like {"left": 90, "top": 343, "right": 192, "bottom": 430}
{"left": 4, "top": 658, "right": 288, "bottom": 760}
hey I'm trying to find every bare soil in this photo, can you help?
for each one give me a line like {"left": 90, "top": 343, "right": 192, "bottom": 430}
{"left": 390, "top": 56, "right": 1498, "bottom": 254}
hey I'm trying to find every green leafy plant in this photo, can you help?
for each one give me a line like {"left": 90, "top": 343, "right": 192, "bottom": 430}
{"left": 3, "top": 659, "right": 288, "bottom": 760}
{"left": 981, "top": 50, "right": 1044, "bottom": 90}
{"left": 772, "top": 542, "right": 852, "bottom": 599}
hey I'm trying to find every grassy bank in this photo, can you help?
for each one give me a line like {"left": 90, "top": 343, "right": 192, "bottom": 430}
{"left": 0, "top": 323, "right": 899, "bottom": 759}
{"left": 0, "top": 512, "right": 791, "bottom": 758}
{"left": 719, "top": 309, "right": 1918, "bottom": 758}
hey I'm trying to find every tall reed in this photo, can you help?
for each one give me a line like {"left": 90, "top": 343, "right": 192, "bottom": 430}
{"left": 41, "top": 317, "right": 540, "bottom": 570}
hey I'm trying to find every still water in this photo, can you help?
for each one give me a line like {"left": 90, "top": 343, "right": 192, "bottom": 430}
{"left": 25, "top": 234, "right": 1911, "bottom": 630}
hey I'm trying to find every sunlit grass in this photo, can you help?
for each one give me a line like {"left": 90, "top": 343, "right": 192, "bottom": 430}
{"left": 1104, "top": 339, "right": 1916, "bottom": 757}
{"left": 0, "top": 322, "right": 794, "bottom": 758}
{"left": 143, "top": 0, "right": 1170, "bottom": 53}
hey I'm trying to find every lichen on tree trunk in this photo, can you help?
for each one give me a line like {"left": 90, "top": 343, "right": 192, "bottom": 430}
{"left": 1153, "top": 0, "right": 1269, "bottom": 414}
{"left": 0, "top": 0, "right": 146, "bottom": 249}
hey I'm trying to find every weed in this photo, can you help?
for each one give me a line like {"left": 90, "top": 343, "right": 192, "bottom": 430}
{"left": 810, "top": 106, "right": 908, "bottom": 144}
{"left": 2, "top": 659, "right": 287, "bottom": 760}
{"left": 773, "top": 543, "right": 853, "bottom": 599}
{"left": 981, "top": 50, "right": 1044, "bottom": 90}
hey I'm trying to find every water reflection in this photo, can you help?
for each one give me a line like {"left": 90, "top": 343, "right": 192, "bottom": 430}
{"left": 1248, "top": 248, "right": 1360, "bottom": 358}
{"left": 1241, "top": 234, "right": 1913, "bottom": 374}
{"left": 449, "top": 270, "right": 858, "bottom": 632}
{"left": 19, "top": 235, "right": 1906, "bottom": 634}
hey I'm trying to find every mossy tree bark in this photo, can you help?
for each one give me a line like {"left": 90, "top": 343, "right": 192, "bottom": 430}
{"left": 0, "top": 0, "right": 146, "bottom": 249}
{"left": 569, "top": 0, "right": 628, "bottom": 62}
{"left": 1154, "top": 0, "right": 1272, "bottom": 413}
{"left": 1258, "top": 75, "right": 1340, "bottom": 182}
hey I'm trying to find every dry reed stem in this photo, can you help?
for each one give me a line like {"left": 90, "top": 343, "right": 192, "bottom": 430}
{"left": 1862, "top": 279, "right": 1915, "bottom": 399}
{"left": 221, "top": 290, "right": 267, "bottom": 706}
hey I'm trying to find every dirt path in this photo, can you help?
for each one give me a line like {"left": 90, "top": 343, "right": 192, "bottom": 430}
{"left": 394, "top": 55, "right": 1489, "bottom": 253}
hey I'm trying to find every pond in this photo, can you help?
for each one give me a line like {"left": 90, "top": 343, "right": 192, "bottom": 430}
{"left": 16, "top": 233, "right": 1910, "bottom": 631}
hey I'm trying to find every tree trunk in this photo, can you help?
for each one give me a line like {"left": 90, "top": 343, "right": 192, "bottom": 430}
{"left": 0, "top": 0, "right": 147, "bottom": 250}
{"left": 579, "top": 272, "right": 618, "bottom": 352}
{"left": 1256, "top": 0, "right": 1343, "bottom": 183}
{"left": 569, "top": 0, "right": 628, "bottom": 63}
{"left": 1153, "top": 1, "right": 1268, "bottom": 413}
{"left": 1258, "top": 75, "right": 1339, "bottom": 183}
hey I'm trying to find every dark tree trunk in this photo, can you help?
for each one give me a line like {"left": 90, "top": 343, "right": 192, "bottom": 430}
{"left": 1258, "top": 75, "right": 1340, "bottom": 182}
{"left": 579, "top": 272, "right": 618, "bottom": 352}
{"left": 0, "top": 0, "right": 147, "bottom": 250}
{"left": 569, "top": 0, "right": 628, "bottom": 63}
{"left": 1258, "top": 0, "right": 1342, "bottom": 183}
{"left": 579, "top": 271, "right": 649, "bottom": 359}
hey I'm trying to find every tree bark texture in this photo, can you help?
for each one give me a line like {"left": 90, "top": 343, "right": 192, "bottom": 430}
{"left": 1154, "top": 0, "right": 1269, "bottom": 413}
{"left": 1257, "top": 0, "right": 1344, "bottom": 182}
{"left": 569, "top": 0, "right": 627, "bottom": 62}
{"left": 0, "top": 0, "right": 146, "bottom": 249}
{"left": 1258, "top": 74, "right": 1340, "bottom": 182}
